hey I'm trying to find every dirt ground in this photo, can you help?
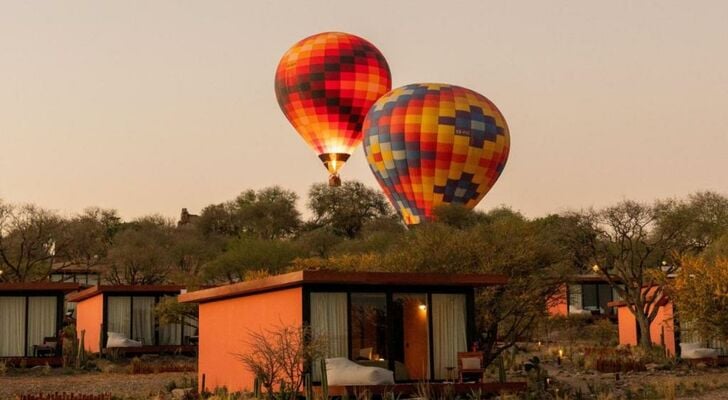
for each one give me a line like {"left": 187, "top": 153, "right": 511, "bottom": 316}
{"left": 0, "top": 371, "right": 193, "bottom": 399}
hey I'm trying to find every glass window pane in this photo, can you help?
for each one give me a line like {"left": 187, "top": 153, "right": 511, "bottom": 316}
{"left": 132, "top": 297, "right": 155, "bottom": 345}
{"left": 432, "top": 293, "right": 466, "bottom": 380}
{"left": 0, "top": 297, "right": 27, "bottom": 356}
{"left": 582, "top": 284, "right": 599, "bottom": 310}
{"left": 27, "top": 296, "right": 57, "bottom": 355}
{"left": 310, "top": 292, "right": 348, "bottom": 381}
{"left": 393, "top": 293, "right": 429, "bottom": 381}
{"left": 568, "top": 284, "right": 583, "bottom": 311}
{"left": 598, "top": 284, "right": 612, "bottom": 313}
{"left": 107, "top": 296, "right": 131, "bottom": 338}
{"left": 350, "top": 293, "right": 387, "bottom": 367}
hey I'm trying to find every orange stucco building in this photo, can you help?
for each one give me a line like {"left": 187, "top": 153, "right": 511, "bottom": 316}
{"left": 611, "top": 296, "right": 677, "bottom": 356}
{"left": 179, "top": 270, "right": 507, "bottom": 393}
{"left": 547, "top": 275, "right": 622, "bottom": 318}
{"left": 67, "top": 285, "right": 190, "bottom": 353}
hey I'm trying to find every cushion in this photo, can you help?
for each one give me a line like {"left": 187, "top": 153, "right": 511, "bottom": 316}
{"left": 325, "top": 357, "right": 394, "bottom": 385}
{"left": 106, "top": 331, "right": 143, "bottom": 348}
{"left": 359, "top": 347, "right": 373, "bottom": 360}
{"left": 461, "top": 357, "right": 481, "bottom": 370}
{"left": 680, "top": 343, "right": 719, "bottom": 359}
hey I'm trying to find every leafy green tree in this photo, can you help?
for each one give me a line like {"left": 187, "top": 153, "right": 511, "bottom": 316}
{"left": 62, "top": 207, "right": 121, "bottom": 270}
{"left": 307, "top": 181, "right": 393, "bottom": 238}
{"left": 673, "top": 247, "right": 728, "bottom": 344}
{"left": 203, "top": 236, "right": 300, "bottom": 283}
{"left": 105, "top": 216, "right": 175, "bottom": 285}
{"left": 197, "top": 186, "right": 301, "bottom": 239}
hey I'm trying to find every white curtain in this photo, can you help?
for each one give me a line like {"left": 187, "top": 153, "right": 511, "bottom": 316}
{"left": 0, "top": 297, "right": 26, "bottom": 356}
{"left": 27, "top": 296, "right": 58, "bottom": 355}
{"left": 310, "top": 292, "right": 348, "bottom": 380}
{"left": 107, "top": 296, "right": 131, "bottom": 337}
{"left": 132, "top": 296, "right": 155, "bottom": 345}
{"left": 432, "top": 294, "right": 467, "bottom": 380}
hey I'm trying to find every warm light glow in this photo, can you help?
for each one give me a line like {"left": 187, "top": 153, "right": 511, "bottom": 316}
{"left": 558, "top": 349, "right": 564, "bottom": 358}
{"left": 592, "top": 264, "right": 600, "bottom": 272}
{"left": 418, "top": 304, "right": 427, "bottom": 311}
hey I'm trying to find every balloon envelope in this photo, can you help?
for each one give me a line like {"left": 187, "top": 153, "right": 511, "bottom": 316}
{"left": 363, "top": 83, "right": 510, "bottom": 225}
{"left": 275, "top": 32, "right": 392, "bottom": 176}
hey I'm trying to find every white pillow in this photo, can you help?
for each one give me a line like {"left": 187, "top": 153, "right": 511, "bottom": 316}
{"left": 461, "top": 357, "right": 481, "bottom": 370}
{"left": 325, "top": 357, "right": 394, "bottom": 385}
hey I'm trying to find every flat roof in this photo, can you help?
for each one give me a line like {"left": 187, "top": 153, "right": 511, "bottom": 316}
{"left": 0, "top": 282, "right": 81, "bottom": 293}
{"left": 67, "top": 284, "right": 186, "bottom": 302}
{"left": 179, "top": 270, "right": 507, "bottom": 304}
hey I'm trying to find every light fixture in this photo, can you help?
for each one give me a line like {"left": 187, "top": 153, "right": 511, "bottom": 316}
{"left": 592, "top": 264, "right": 600, "bottom": 272}
{"left": 418, "top": 304, "right": 427, "bottom": 311}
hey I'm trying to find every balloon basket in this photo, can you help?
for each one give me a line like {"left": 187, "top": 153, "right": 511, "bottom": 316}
{"left": 328, "top": 174, "right": 342, "bottom": 187}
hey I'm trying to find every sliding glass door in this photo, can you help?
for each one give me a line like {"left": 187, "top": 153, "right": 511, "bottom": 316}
{"left": 308, "top": 289, "right": 469, "bottom": 382}
{"left": 0, "top": 295, "right": 59, "bottom": 357}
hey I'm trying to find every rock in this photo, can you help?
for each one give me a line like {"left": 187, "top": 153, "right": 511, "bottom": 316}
{"left": 645, "top": 363, "right": 659, "bottom": 371}
{"left": 172, "top": 388, "right": 193, "bottom": 399}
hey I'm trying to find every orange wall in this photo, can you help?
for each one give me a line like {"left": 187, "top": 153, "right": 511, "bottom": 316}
{"left": 547, "top": 284, "right": 568, "bottom": 316}
{"left": 75, "top": 294, "right": 104, "bottom": 353}
{"left": 616, "top": 300, "right": 676, "bottom": 356}
{"left": 198, "top": 287, "right": 303, "bottom": 393}
{"left": 403, "top": 300, "right": 429, "bottom": 380}
{"left": 616, "top": 306, "right": 638, "bottom": 346}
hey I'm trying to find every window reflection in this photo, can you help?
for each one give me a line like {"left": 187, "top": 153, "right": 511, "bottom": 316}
{"left": 350, "top": 293, "right": 387, "bottom": 366}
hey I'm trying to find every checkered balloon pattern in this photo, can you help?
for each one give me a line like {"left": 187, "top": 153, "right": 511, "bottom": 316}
{"left": 363, "top": 83, "right": 510, "bottom": 225}
{"left": 275, "top": 32, "right": 392, "bottom": 175}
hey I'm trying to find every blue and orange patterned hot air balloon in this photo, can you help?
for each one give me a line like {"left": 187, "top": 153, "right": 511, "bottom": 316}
{"left": 275, "top": 32, "right": 392, "bottom": 186}
{"left": 363, "top": 83, "right": 510, "bottom": 225}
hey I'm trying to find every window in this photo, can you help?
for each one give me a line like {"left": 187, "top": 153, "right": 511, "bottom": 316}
{"left": 350, "top": 293, "right": 387, "bottom": 364}
{"left": 0, "top": 296, "right": 58, "bottom": 357}
{"left": 107, "top": 295, "right": 176, "bottom": 346}
{"left": 431, "top": 294, "right": 467, "bottom": 380}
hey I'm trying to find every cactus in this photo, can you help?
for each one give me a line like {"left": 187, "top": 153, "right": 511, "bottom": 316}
{"left": 254, "top": 376, "right": 261, "bottom": 399}
{"left": 75, "top": 330, "right": 87, "bottom": 369}
{"left": 319, "top": 359, "right": 329, "bottom": 400}
{"left": 304, "top": 373, "right": 313, "bottom": 400}
{"left": 497, "top": 356, "right": 506, "bottom": 383}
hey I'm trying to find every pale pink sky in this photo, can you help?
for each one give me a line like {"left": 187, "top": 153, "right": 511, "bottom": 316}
{"left": 1, "top": 1, "right": 727, "bottom": 220}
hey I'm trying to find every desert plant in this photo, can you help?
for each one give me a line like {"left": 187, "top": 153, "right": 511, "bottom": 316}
{"left": 234, "top": 324, "right": 326, "bottom": 400}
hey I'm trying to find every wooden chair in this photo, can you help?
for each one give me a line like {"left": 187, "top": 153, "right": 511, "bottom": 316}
{"left": 33, "top": 336, "right": 59, "bottom": 357}
{"left": 457, "top": 351, "right": 485, "bottom": 383}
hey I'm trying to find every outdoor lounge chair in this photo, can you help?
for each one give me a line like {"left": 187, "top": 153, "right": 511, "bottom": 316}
{"left": 457, "top": 351, "right": 485, "bottom": 383}
{"left": 33, "top": 336, "right": 59, "bottom": 357}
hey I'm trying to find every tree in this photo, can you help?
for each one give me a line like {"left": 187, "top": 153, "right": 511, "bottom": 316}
{"left": 197, "top": 187, "right": 301, "bottom": 239}
{"left": 672, "top": 254, "right": 728, "bottom": 345}
{"left": 202, "top": 236, "right": 300, "bottom": 283}
{"left": 573, "top": 200, "right": 692, "bottom": 348}
{"left": 105, "top": 216, "right": 175, "bottom": 285}
{"left": 0, "top": 202, "right": 70, "bottom": 282}
{"left": 307, "top": 181, "right": 393, "bottom": 238}
{"left": 156, "top": 296, "right": 199, "bottom": 330}
{"left": 61, "top": 207, "right": 121, "bottom": 271}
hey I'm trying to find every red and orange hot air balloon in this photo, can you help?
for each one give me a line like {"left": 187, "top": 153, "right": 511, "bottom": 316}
{"left": 275, "top": 32, "right": 392, "bottom": 186}
{"left": 363, "top": 83, "right": 510, "bottom": 225}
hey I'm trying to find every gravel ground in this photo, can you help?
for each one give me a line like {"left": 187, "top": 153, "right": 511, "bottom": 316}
{"left": 0, "top": 372, "right": 194, "bottom": 399}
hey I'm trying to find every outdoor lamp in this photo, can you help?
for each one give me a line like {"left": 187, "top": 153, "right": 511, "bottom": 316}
{"left": 592, "top": 264, "right": 600, "bottom": 272}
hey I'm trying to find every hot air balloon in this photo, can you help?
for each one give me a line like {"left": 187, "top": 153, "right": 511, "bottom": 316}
{"left": 275, "top": 32, "right": 392, "bottom": 186}
{"left": 362, "top": 83, "right": 510, "bottom": 225}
